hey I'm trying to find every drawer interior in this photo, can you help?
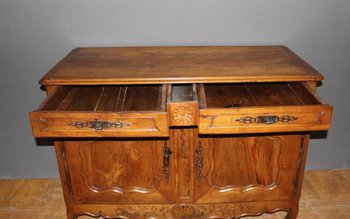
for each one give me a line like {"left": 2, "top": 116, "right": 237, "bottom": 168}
{"left": 169, "top": 84, "right": 197, "bottom": 102}
{"left": 40, "top": 85, "right": 166, "bottom": 112}
{"left": 199, "top": 82, "right": 322, "bottom": 108}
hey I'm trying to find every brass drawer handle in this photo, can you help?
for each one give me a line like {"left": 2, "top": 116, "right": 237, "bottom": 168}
{"left": 235, "top": 115, "right": 297, "bottom": 125}
{"left": 68, "top": 120, "right": 130, "bottom": 131}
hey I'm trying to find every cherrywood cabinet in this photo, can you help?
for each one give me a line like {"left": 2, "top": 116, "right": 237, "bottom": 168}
{"left": 29, "top": 46, "right": 332, "bottom": 218}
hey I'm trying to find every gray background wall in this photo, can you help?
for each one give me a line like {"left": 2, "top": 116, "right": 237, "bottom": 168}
{"left": 0, "top": 0, "right": 349, "bottom": 178}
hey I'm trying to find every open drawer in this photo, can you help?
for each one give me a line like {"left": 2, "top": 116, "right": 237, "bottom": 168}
{"left": 30, "top": 85, "right": 168, "bottom": 137}
{"left": 198, "top": 83, "right": 333, "bottom": 134}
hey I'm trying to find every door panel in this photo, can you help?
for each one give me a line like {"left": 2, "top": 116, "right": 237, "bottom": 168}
{"left": 62, "top": 139, "right": 175, "bottom": 204}
{"left": 194, "top": 134, "right": 304, "bottom": 203}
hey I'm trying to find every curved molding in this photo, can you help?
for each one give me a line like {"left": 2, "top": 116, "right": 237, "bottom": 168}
{"left": 70, "top": 203, "right": 289, "bottom": 219}
{"left": 211, "top": 183, "right": 279, "bottom": 194}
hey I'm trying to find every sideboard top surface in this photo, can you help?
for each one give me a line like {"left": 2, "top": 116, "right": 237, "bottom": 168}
{"left": 40, "top": 46, "right": 323, "bottom": 85}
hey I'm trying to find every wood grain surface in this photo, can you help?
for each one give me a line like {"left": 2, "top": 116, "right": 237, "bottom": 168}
{"left": 39, "top": 46, "right": 323, "bottom": 85}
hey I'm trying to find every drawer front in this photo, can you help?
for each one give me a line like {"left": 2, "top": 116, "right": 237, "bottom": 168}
{"left": 199, "top": 105, "right": 332, "bottom": 134}
{"left": 30, "top": 112, "right": 168, "bottom": 137}
{"left": 167, "top": 84, "right": 199, "bottom": 126}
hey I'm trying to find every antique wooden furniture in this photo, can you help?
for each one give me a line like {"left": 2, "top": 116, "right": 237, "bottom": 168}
{"left": 29, "top": 46, "right": 333, "bottom": 219}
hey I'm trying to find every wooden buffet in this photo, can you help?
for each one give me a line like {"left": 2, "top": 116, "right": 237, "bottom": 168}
{"left": 29, "top": 46, "right": 333, "bottom": 219}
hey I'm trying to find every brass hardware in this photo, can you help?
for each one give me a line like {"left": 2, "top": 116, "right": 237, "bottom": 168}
{"left": 196, "top": 141, "right": 203, "bottom": 179}
{"left": 163, "top": 142, "right": 172, "bottom": 181}
{"left": 68, "top": 120, "right": 130, "bottom": 131}
{"left": 259, "top": 116, "right": 278, "bottom": 125}
{"left": 40, "top": 118, "right": 47, "bottom": 131}
{"left": 235, "top": 115, "right": 297, "bottom": 125}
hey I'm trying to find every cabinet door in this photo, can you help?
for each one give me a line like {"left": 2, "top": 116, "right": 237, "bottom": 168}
{"left": 59, "top": 139, "right": 175, "bottom": 204}
{"left": 194, "top": 134, "right": 305, "bottom": 203}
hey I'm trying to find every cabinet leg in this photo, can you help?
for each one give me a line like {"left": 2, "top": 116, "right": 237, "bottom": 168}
{"left": 67, "top": 211, "right": 76, "bottom": 219}
{"left": 284, "top": 206, "right": 299, "bottom": 219}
